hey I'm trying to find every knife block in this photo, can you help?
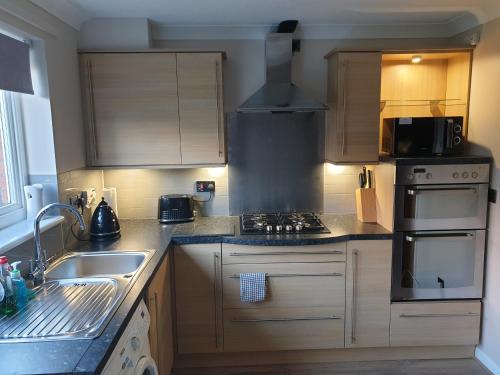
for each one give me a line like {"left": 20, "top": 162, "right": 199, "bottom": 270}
{"left": 355, "top": 188, "right": 377, "bottom": 223}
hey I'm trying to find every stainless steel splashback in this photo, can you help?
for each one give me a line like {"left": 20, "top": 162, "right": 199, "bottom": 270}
{"left": 228, "top": 112, "right": 325, "bottom": 215}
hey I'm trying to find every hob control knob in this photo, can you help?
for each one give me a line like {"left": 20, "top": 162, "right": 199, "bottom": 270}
{"left": 462, "top": 172, "right": 469, "bottom": 178}
{"left": 285, "top": 225, "right": 293, "bottom": 232}
{"left": 472, "top": 172, "right": 479, "bottom": 179}
{"left": 275, "top": 225, "right": 283, "bottom": 232}
{"left": 295, "top": 224, "right": 303, "bottom": 232}
{"left": 265, "top": 225, "right": 273, "bottom": 233}
{"left": 452, "top": 172, "right": 459, "bottom": 179}
{"left": 425, "top": 173, "right": 433, "bottom": 179}
{"left": 407, "top": 173, "right": 415, "bottom": 180}
{"left": 131, "top": 336, "right": 140, "bottom": 351}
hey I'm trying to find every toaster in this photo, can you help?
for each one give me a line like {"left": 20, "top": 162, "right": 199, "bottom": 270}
{"left": 158, "top": 194, "right": 194, "bottom": 223}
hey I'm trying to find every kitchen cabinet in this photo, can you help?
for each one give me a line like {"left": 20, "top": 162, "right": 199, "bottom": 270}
{"left": 174, "top": 244, "right": 223, "bottom": 354}
{"left": 79, "top": 53, "right": 182, "bottom": 166}
{"left": 224, "top": 307, "right": 345, "bottom": 352}
{"left": 79, "top": 52, "right": 225, "bottom": 167}
{"left": 147, "top": 253, "right": 174, "bottom": 375}
{"left": 345, "top": 240, "right": 392, "bottom": 348}
{"left": 325, "top": 52, "right": 382, "bottom": 163}
{"left": 390, "top": 301, "right": 481, "bottom": 347}
{"left": 177, "top": 53, "right": 224, "bottom": 164}
{"left": 221, "top": 243, "right": 346, "bottom": 352}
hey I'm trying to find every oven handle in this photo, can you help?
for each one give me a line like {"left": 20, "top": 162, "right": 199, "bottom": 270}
{"left": 407, "top": 187, "right": 478, "bottom": 195}
{"left": 406, "top": 233, "right": 474, "bottom": 242}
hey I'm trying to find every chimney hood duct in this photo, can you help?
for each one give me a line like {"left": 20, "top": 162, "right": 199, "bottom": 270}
{"left": 237, "top": 22, "right": 327, "bottom": 113}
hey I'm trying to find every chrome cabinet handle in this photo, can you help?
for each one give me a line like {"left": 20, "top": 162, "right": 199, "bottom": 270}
{"left": 86, "top": 59, "right": 98, "bottom": 162}
{"left": 148, "top": 293, "right": 160, "bottom": 357}
{"left": 228, "top": 272, "right": 343, "bottom": 278}
{"left": 340, "top": 60, "right": 348, "bottom": 156}
{"left": 400, "top": 313, "right": 479, "bottom": 318}
{"left": 213, "top": 252, "right": 220, "bottom": 349}
{"left": 215, "top": 59, "right": 223, "bottom": 158}
{"left": 351, "top": 249, "right": 359, "bottom": 344}
{"left": 406, "top": 233, "right": 473, "bottom": 242}
{"left": 232, "top": 316, "right": 342, "bottom": 323}
{"left": 229, "top": 251, "right": 344, "bottom": 256}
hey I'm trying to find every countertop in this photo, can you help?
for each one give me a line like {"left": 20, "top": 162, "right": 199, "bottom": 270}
{"left": 172, "top": 214, "right": 392, "bottom": 245}
{"left": 0, "top": 215, "right": 390, "bottom": 375}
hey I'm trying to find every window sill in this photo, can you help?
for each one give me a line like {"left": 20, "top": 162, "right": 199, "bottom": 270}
{"left": 0, "top": 216, "right": 64, "bottom": 255}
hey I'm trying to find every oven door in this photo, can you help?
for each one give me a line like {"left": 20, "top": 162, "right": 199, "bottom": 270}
{"left": 394, "top": 184, "right": 488, "bottom": 231}
{"left": 392, "top": 230, "right": 485, "bottom": 301}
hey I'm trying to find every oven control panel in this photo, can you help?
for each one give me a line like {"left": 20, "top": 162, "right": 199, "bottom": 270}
{"left": 396, "top": 163, "right": 490, "bottom": 185}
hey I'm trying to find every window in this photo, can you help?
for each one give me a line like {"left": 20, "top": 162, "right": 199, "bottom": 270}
{"left": 0, "top": 90, "right": 26, "bottom": 229}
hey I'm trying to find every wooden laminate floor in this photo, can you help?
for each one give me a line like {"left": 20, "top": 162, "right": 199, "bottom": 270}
{"left": 173, "top": 359, "right": 490, "bottom": 375}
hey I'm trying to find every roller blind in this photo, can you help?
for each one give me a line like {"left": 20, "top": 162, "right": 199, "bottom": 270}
{"left": 0, "top": 33, "right": 33, "bottom": 94}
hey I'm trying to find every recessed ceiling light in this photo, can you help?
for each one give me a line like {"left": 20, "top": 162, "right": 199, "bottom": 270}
{"left": 411, "top": 55, "right": 422, "bottom": 64}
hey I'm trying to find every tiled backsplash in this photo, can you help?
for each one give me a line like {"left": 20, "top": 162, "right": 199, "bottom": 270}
{"left": 324, "top": 164, "right": 363, "bottom": 214}
{"left": 103, "top": 167, "right": 229, "bottom": 218}
{"left": 56, "top": 164, "right": 362, "bottom": 219}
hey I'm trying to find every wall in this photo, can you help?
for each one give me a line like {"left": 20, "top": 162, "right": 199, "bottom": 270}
{"left": 466, "top": 16, "right": 500, "bottom": 374}
{"left": 0, "top": 0, "right": 85, "bottom": 174}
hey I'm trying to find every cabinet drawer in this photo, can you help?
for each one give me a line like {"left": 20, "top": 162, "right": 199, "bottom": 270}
{"left": 223, "top": 262, "right": 345, "bottom": 309}
{"left": 222, "top": 243, "right": 346, "bottom": 264}
{"left": 224, "top": 307, "right": 345, "bottom": 352}
{"left": 390, "top": 301, "right": 481, "bottom": 347}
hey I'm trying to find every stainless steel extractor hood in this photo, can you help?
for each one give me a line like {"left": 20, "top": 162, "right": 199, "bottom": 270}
{"left": 237, "top": 25, "right": 327, "bottom": 112}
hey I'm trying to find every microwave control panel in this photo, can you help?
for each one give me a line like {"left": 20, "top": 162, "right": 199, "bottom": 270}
{"left": 396, "top": 163, "right": 490, "bottom": 185}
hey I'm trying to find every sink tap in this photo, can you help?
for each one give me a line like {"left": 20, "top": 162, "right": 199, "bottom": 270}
{"left": 33, "top": 203, "right": 86, "bottom": 286}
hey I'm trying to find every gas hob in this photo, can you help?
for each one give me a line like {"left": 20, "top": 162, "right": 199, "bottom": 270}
{"left": 240, "top": 212, "right": 330, "bottom": 235}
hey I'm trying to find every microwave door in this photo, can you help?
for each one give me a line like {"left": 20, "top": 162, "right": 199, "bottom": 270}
{"left": 395, "top": 184, "right": 488, "bottom": 231}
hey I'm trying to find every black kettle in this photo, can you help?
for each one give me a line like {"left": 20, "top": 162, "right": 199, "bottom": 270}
{"left": 90, "top": 198, "right": 121, "bottom": 241}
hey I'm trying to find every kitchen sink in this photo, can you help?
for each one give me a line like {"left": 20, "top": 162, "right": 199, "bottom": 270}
{"left": 45, "top": 251, "right": 148, "bottom": 279}
{"left": 0, "top": 250, "right": 155, "bottom": 343}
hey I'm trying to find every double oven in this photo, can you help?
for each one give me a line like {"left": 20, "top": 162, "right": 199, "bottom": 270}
{"left": 392, "top": 162, "right": 490, "bottom": 301}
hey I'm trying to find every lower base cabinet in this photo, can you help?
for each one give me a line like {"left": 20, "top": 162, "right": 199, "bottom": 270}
{"left": 147, "top": 253, "right": 174, "bottom": 375}
{"left": 174, "top": 244, "right": 223, "bottom": 354}
{"left": 390, "top": 301, "right": 481, "bottom": 347}
{"left": 345, "top": 240, "right": 392, "bottom": 348}
{"left": 224, "top": 307, "right": 345, "bottom": 352}
{"left": 171, "top": 241, "right": 482, "bottom": 358}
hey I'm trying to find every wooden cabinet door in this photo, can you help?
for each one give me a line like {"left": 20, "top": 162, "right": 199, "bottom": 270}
{"left": 326, "top": 52, "right": 381, "bottom": 163}
{"left": 177, "top": 53, "right": 224, "bottom": 164}
{"left": 390, "top": 301, "right": 481, "bottom": 347}
{"left": 174, "top": 244, "right": 223, "bottom": 354}
{"left": 147, "top": 253, "right": 174, "bottom": 375}
{"left": 345, "top": 240, "right": 391, "bottom": 348}
{"left": 79, "top": 53, "right": 181, "bottom": 166}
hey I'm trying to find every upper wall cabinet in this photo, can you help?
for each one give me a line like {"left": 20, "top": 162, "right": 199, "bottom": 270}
{"left": 79, "top": 52, "right": 225, "bottom": 167}
{"left": 326, "top": 52, "right": 382, "bottom": 164}
{"left": 177, "top": 53, "right": 224, "bottom": 165}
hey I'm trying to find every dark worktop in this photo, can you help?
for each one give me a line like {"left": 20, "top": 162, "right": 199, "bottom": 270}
{"left": 1, "top": 215, "right": 390, "bottom": 374}
{"left": 172, "top": 214, "right": 391, "bottom": 245}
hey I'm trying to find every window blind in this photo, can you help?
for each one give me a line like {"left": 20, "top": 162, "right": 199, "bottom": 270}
{"left": 0, "top": 33, "right": 33, "bottom": 95}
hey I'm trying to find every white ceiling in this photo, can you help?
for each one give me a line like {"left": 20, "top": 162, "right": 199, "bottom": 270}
{"left": 30, "top": 0, "right": 500, "bottom": 37}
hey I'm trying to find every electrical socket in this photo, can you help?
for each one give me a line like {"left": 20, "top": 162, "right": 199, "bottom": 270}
{"left": 196, "top": 181, "right": 215, "bottom": 192}
{"left": 65, "top": 187, "right": 97, "bottom": 211}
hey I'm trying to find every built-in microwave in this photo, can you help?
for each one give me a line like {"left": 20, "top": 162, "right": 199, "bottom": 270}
{"left": 392, "top": 230, "right": 485, "bottom": 301}
{"left": 381, "top": 116, "right": 465, "bottom": 157}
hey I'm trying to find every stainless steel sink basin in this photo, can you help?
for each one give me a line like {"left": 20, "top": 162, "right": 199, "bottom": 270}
{"left": 45, "top": 251, "right": 148, "bottom": 279}
{"left": 0, "top": 250, "right": 155, "bottom": 343}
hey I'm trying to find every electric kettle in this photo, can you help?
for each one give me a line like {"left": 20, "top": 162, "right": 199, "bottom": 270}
{"left": 90, "top": 198, "right": 121, "bottom": 241}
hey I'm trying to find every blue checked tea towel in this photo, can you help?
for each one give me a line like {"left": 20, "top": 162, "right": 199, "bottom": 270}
{"left": 240, "top": 272, "right": 266, "bottom": 303}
